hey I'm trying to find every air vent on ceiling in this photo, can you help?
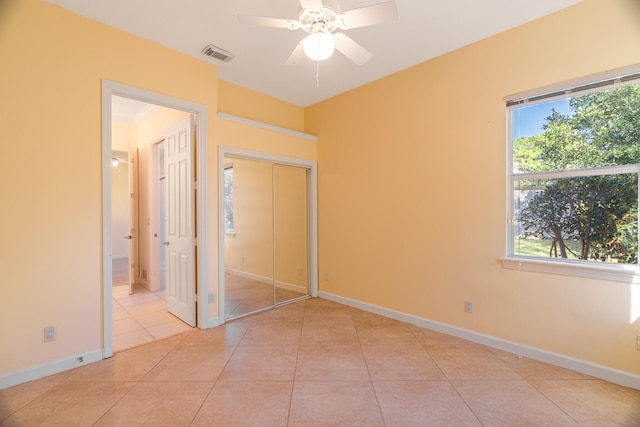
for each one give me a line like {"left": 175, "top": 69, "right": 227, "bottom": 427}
{"left": 201, "top": 44, "right": 235, "bottom": 62}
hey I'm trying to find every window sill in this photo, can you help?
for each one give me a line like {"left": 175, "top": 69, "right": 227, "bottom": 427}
{"left": 500, "top": 256, "right": 640, "bottom": 284}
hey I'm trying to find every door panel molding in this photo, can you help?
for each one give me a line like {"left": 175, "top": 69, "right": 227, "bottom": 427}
{"left": 165, "top": 116, "right": 196, "bottom": 326}
{"left": 127, "top": 146, "right": 138, "bottom": 295}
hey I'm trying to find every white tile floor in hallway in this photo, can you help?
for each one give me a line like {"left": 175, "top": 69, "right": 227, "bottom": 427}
{"left": 112, "top": 284, "right": 193, "bottom": 352}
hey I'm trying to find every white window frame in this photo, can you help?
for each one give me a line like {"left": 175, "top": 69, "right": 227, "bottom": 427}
{"left": 502, "top": 69, "right": 640, "bottom": 284}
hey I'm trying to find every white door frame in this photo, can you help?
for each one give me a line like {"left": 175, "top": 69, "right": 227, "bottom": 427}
{"left": 218, "top": 146, "right": 318, "bottom": 323}
{"left": 102, "top": 80, "right": 209, "bottom": 358}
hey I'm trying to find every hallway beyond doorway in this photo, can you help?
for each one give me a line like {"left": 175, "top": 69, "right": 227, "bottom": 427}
{"left": 111, "top": 258, "right": 129, "bottom": 287}
{"left": 112, "top": 283, "right": 192, "bottom": 352}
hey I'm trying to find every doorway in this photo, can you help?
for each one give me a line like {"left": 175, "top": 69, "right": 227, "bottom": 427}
{"left": 110, "top": 103, "right": 194, "bottom": 351}
{"left": 102, "top": 81, "right": 210, "bottom": 358}
{"left": 219, "top": 147, "right": 318, "bottom": 322}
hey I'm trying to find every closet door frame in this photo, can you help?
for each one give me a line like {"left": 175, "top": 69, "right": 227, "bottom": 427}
{"left": 218, "top": 146, "right": 318, "bottom": 324}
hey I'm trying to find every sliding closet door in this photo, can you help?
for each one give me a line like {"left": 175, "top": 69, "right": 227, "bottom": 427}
{"left": 223, "top": 156, "right": 311, "bottom": 320}
{"left": 274, "top": 164, "right": 309, "bottom": 304}
{"left": 223, "top": 157, "right": 274, "bottom": 319}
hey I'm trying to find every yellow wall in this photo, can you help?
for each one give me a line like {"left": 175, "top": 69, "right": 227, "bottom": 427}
{"left": 4, "top": 0, "right": 637, "bottom": 385}
{"left": 306, "top": 0, "right": 640, "bottom": 375}
{"left": 0, "top": 0, "right": 312, "bottom": 378}
{"left": 218, "top": 80, "right": 305, "bottom": 133}
{"left": 137, "top": 108, "right": 191, "bottom": 148}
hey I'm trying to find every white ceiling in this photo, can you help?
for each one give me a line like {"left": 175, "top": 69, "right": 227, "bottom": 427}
{"left": 45, "top": 0, "right": 581, "bottom": 107}
{"left": 112, "top": 96, "right": 158, "bottom": 124}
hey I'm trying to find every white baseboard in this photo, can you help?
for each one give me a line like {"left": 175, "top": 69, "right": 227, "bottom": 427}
{"left": 0, "top": 349, "right": 103, "bottom": 390}
{"left": 318, "top": 291, "right": 640, "bottom": 391}
{"left": 5, "top": 295, "right": 637, "bottom": 391}
{"left": 226, "top": 269, "right": 307, "bottom": 293}
{"left": 205, "top": 317, "right": 221, "bottom": 329}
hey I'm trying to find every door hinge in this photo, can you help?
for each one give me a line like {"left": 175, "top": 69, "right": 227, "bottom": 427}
{"left": 194, "top": 237, "right": 198, "bottom": 246}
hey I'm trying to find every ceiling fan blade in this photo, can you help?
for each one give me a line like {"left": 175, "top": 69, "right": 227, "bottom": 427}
{"left": 333, "top": 33, "right": 372, "bottom": 65}
{"left": 285, "top": 39, "right": 306, "bottom": 66}
{"left": 337, "top": 1, "right": 398, "bottom": 29}
{"left": 238, "top": 14, "right": 300, "bottom": 30}
{"left": 299, "top": 0, "right": 324, "bottom": 12}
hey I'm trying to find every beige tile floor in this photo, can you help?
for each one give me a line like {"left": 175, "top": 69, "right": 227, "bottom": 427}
{"left": 111, "top": 258, "right": 192, "bottom": 351}
{"left": 2, "top": 298, "right": 640, "bottom": 426}
{"left": 112, "top": 284, "right": 193, "bottom": 352}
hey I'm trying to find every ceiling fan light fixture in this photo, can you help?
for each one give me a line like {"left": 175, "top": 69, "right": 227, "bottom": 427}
{"left": 112, "top": 157, "right": 120, "bottom": 167}
{"left": 303, "top": 31, "right": 335, "bottom": 61}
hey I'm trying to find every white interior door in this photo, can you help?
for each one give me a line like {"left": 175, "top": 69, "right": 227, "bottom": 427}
{"left": 165, "top": 115, "right": 196, "bottom": 326}
{"left": 127, "top": 146, "right": 139, "bottom": 295}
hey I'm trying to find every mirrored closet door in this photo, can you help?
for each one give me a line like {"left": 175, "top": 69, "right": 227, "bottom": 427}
{"left": 223, "top": 156, "right": 310, "bottom": 320}
{"left": 274, "top": 164, "right": 309, "bottom": 305}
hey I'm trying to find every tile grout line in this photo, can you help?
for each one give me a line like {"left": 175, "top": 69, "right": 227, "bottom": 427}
{"left": 286, "top": 310, "right": 305, "bottom": 427}
{"left": 350, "top": 307, "right": 388, "bottom": 426}
{"left": 524, "top": 378, "right": 582, "bottom": 425}
{"left": 90, "top": 380, "right": 139, "bottom": 426}
{"left": 6, "top": 298, "right": 638, "bottom": 425}
{"left": 113, "top": 286, "right": 192, "bottom": 351}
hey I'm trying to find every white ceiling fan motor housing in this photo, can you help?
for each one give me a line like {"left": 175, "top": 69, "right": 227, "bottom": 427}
{"left": 299, "top": 7, "right": 339, "bottom": 34}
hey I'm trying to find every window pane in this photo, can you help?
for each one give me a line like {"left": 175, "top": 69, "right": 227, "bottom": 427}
{"left": 513, "top": 84, "right": 640, "bottom": 172}
{"left": 513, "top": 174, "right": 638, "bottom": 263}
{"left": 224, "top": 167, "right": 234, "bottom": 233}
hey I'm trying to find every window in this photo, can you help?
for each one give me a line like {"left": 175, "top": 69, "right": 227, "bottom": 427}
{"left": 507, "top": 73, "right": 640, "bottom": 271}
{"left": 224, "top": 164, "right": 235, "bottom": 235}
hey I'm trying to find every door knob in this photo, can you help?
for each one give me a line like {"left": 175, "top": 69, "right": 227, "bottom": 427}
{"left": 163, "top": 241, "right": 170, "bottom": 246}
{"left": 123, "top": 235, "right": 133, "bottom": 240}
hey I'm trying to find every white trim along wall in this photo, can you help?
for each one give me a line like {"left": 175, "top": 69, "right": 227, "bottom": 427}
{"left": 319, "top": 291, "right": 640, "bottom": 390}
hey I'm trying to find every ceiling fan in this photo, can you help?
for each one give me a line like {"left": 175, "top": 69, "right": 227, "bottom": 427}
{"left": 111, "top": 151, "right": 129, "bottom": 167}
{"left": 238, "top": 0, "right": 398, "bottom": 66}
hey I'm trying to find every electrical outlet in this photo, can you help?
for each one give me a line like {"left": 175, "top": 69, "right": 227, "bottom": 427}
{"left": 44, "top": 326, "right": 56, "bottom": 342}
{"left": 464, "top": 301, "right": 473, "bottom": 313}
{"left": 208, "top": 293, "right": 215, "bottom": 303}
{"left": 324, "top": 272, "right": 330, "bottom": 281}
{"left": 77, "top": 356, "right": 84, "bottom": 363}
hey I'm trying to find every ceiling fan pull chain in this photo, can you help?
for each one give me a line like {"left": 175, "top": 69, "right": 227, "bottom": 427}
{"left": 316, "top": 58, "right": 320, "bottom": 87}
